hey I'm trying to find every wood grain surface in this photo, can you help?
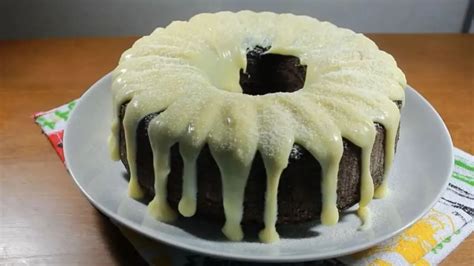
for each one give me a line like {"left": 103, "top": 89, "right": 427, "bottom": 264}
{"left": 0, "top": 34, "right": 472, "bottom": 265}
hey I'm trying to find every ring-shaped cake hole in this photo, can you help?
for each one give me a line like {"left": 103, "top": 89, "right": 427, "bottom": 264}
{"left": 239, "top": 46, "right": 307, "bottom": 95}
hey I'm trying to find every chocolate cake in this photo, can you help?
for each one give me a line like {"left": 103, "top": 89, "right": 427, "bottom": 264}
{"left": 109, "top": 11, "right": 406, "bottom": 242}
{"left": 119, "top": 111, "right": 399, "bottom": 224}
{"left": 117, "top": 47, "right": 401, "bottom": 224}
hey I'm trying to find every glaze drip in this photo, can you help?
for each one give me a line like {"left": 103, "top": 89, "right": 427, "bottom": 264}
{"left": 109, "top": 11, "right": 406, "bottom": 243}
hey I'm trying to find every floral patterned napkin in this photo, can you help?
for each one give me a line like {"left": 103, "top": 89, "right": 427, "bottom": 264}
{"left": 35, "top": 100, "right": 473, "bottom": 266}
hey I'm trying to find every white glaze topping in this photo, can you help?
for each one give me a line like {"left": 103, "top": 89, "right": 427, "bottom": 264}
{"left": 108, "top": 11, "right": 406, "bottom": 243}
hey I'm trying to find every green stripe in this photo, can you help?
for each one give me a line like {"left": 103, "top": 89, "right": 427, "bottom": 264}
{"left": 453, "top": 172, "right": 473, "bottom": 180}
{"left": 452, "top": 172, "right": 474, "bottom": 186}
{"left": 455, "top": 159, "right": 474, "bottom": 172}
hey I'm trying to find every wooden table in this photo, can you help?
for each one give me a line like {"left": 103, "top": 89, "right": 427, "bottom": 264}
{"left": 1, "top": 35, "right": 472, "bottom": 265}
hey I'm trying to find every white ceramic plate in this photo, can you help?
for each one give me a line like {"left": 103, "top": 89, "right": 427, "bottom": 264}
{"left": 64, "top": 73, "right": 453, "bottom": 262}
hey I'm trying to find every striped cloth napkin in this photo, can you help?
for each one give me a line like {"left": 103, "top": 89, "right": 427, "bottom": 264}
{"left": 35, "top": 100, "right": 473, "bottom": 266}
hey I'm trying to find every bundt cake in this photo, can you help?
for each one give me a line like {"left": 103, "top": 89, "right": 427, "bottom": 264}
{"left": 108, "top": 11, "right": 406, "bottom": 243}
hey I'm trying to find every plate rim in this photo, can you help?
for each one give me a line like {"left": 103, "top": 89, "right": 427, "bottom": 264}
{"left": 64, "top": 73, "right": 454, "bottom": 262}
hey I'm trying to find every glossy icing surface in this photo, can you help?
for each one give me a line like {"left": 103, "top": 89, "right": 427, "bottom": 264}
{"left": 108, "top": 11, "right": 406, "bottom": 243}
